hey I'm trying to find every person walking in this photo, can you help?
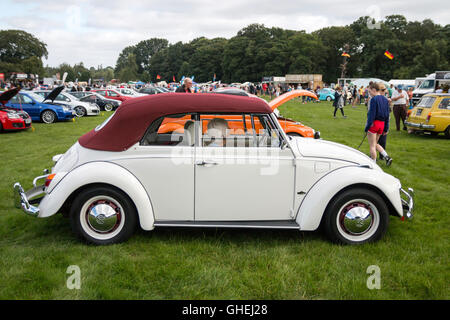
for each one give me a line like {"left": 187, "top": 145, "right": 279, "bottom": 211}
{"left": 364, "top": 82, "right": 392, "bottom": 166}
{"left": 391, "top": 86, "right": 409, "bottom": 131}
{"left": 332, "top": 86, "right": 347, "bottom": 118}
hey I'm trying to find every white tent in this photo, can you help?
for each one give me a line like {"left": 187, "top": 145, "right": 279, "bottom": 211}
{"left": 349, "top": 78, "right": 390, "bottom": 88}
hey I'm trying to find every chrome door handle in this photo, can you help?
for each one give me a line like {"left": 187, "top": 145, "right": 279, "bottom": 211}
{"left": 196, "top": 161, "right": 219, "bottom": 167}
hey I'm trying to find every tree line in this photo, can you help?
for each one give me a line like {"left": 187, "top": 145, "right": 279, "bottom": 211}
{"left": 1, "top": 15, "right": 449, "bottom": 85}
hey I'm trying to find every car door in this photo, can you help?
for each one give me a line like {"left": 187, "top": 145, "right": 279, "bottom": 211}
{"left": 117, "top": 113, "right": 196, "bottom": 221}
{"left": 194, "top": 113, "right": 296, "bottom": 221}
{"left": 18, "top": 94, "right": 39, "bottom": 118}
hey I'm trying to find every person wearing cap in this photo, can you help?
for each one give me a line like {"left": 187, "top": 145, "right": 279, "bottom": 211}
{"left": 391, "top": 86, "right": 409, "bottom": 131}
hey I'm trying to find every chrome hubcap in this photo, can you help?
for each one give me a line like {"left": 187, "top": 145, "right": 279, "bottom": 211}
{"left": 43, "top": 112, "right": 54, "bottom": 123}
{"left": 339, "top": 201, "right": 374, "bottom": 235}
{"left": 86, "top": 200, "right": 121, "bottom": 233}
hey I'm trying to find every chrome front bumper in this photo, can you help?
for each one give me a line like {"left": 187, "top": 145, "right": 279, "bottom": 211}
{"left": 400, "top": 188, "right": 414, "bottom": 219}
{"left": 13, "top": 182, "right": 45, "bottom": 217}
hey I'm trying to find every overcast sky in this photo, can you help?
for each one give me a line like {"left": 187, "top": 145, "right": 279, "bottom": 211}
{"left": 0, "top": 0, "right": 448, "bottom": 69}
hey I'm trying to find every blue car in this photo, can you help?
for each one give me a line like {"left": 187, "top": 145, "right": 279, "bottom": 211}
{"left": 317, "top": 88, "right": 335, "bottom": 101}
{"left": 5, "top": 89, "right": 75, "bottom": 124}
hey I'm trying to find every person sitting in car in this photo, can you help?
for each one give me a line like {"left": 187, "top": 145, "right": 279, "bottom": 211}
{"left": 206, "top": 118, "right": 229, "bottom": 147}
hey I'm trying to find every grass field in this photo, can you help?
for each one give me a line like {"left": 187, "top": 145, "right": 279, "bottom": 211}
{"left": 0, "top": 99, "right": 449, "bottom": 299}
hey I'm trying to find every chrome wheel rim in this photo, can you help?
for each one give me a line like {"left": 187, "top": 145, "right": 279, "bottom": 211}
{"left": 75, "top": 107, "right": 85, "bottom": 117}
{"left": 80, "top": 196, "right": 125, "bottom": 239}
{"left": 42, "top": 111, "right": 55, "bottom": 123}
{"left": 336, "top": 199, "right": 379, "bottom": 242}
{"left": 105, "top": 104, "right": 113, "bottom": 111}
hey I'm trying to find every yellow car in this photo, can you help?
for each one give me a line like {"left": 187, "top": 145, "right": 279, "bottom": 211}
{"left": 405, "top": 93, "right": 450, "bottom": 137}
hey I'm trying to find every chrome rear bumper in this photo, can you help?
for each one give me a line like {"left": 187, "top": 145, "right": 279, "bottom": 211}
{"left": 400, "top": 187, "right": 414, "bottom": 219}
{"left": 13, "top": 183, "right": 45, "bottom": 217}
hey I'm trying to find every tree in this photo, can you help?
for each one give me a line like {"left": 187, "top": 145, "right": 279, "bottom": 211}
{"left": 118, "top": 53, "right": 138, "bottom": 82}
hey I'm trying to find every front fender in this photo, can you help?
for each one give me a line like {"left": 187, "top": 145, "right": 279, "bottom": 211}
{"left": 295, "top": 166, "right": 403, "bottom": 231}
{"left": 39, "top": 161, "right": 155, "bottom": 230}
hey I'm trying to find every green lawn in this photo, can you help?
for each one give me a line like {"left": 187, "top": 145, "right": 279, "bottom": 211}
{"left": 0, "top": 101, "right": 448, "bottom": 299}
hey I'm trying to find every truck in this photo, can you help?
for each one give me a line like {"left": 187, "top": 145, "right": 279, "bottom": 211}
{"left": 412, "top": 71, "right": 450, "bottom": 106}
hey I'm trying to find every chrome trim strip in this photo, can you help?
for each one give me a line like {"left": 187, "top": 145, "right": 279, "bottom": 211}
{"left": 154, "top": 221, "right": 300, "bottom": 230}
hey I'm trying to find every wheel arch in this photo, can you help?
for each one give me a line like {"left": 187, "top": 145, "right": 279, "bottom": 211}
{"left": 295, "top": 166, "right": 403, "bottom": 231}
{"left": 38, "top": 161, "right": 155, "bottom": 230}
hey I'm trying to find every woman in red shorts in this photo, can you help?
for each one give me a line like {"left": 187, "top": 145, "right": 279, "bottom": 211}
{"left": 364, "top": 82, "right": 393, "bottom": 166}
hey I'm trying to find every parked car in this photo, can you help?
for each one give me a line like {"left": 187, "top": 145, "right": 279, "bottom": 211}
{"left": 0, "top": 88, "right": 32, "bottom": 131}
{"left": 138, "top": 87, "right": 162, "bottom": 95}
{"left": 34, "top": 88, "right": 100, "bottom": 117}
{"left": 317, "top": 88, "right": 335, "bottom": 101}
{"left": 405, "top": 93, "right": 450, "bottom": 137}
{"left": 14, "top": 92, "right": 414, "bottom": 245}
{"left": 117, "top": 88, "right": 146, "bottom": 97}
{"left": 91, "top": 89, "right": 131, "bottom": 102}
{"left": 214, "top": 88, "right": 320, "bottom": 138}
{"left": 5, "top": 89, "right": 75, "bottom": 124}
{"left": 70, "top": 92, "right": 121, "bottom": 111}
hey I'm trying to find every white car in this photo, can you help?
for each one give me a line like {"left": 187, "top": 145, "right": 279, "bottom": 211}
{"left": 34, "top": 90, "right": 100, "bottom": 117}
{"left": 13, "top": 91, "right": 414, "bottom": 245}
{"left": 117, "top": 88, "right": 146, "bottom": 97}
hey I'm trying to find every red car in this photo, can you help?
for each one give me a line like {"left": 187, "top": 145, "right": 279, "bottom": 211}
{"left": 91, "top": 89, "right": 131, "bottom": 103}
{"left": 0, "top": 88, "right": 32, "bottom": 132}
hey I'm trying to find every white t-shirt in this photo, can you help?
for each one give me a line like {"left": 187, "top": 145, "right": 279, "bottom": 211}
{"left": 392, "top": 90, "right": 408, "bottom": 105}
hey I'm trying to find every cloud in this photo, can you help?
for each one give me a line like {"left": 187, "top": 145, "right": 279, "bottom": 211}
{"left": 0, "top": 0, "right": 448, "bottom": 68}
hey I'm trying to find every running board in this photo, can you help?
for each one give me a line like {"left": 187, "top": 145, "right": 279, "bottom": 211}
{"left": 153, "top": 220, "right": 300, "bottom": 230}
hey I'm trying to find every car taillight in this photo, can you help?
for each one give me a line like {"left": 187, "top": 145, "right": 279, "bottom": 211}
{"left": 427, "top": 113, "right": 432, "bottom": 122}
{"left": 45, "top": 174, "right": 56, "bottom": 187}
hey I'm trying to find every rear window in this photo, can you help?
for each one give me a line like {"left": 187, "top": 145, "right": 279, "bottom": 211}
{"left": 417, "top": 96, "right": 436, "bottom": 108}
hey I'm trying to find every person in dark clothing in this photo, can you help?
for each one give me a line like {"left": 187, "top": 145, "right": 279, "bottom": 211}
{"left": 364, "top": 82, "right": 392, "bottom": 166}
{"left": 332, "top": 87, "right": 346, "bottom": 118}
{"left": 175, "top": 78, "right": 193, "bottom": 93}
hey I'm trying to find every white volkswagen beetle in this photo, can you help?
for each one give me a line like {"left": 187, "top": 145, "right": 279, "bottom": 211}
{"left": 14, "top": 91, "right": 414, "bottom": 245}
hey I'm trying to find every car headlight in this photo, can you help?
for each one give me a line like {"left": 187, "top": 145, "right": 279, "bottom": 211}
{"left": 7, "top": 113, "right": 20, "bottom": 119}
{"left": 62, "top": 106, "right": 71, "bottom": 112}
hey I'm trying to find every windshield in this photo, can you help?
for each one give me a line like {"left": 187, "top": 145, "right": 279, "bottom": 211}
{"left": 418, "top": 80, "right": 435, "bottom": 90}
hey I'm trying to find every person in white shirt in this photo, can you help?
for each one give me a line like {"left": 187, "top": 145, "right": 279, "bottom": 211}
{"left": 391, "top": 87, "right": 409, "bottom": 131}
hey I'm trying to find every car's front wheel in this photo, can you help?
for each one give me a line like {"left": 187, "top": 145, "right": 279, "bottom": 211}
{"left": 323, "top": 188, "right": 389, "bottom": 245}
{"left": 104, "top": 103, "right": 114, "bottom": 112}
{"left": 41, "top": 110, "right": 56, "bottom": 124}
{"left": 74, "top": 106, "right": 86, "bottom": 117}
{"left": 326, "top": 96, "right": 331, "bottom": 101}
{"left": 70, "top": 186, "right": 138, "bottom": 245}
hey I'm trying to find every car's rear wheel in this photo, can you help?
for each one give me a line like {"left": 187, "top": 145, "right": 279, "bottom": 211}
{"left": 104, "top": 103, "right": 114, "bottom": 112}
{"left": 70, "top": 186, "right": 138, "bottom": 245}
{"left": 74, "top": 106, "right": 86, "bottom": 117}
{"left": 326, "top": 96, "right": 331, "bottom": 101}
{"left": 323, "top": 188, "right": 389, "bottom": 245}
{"left": 445, "top": 126, "right": 450, "bottom": 138}
{"left": 41, "top": 110, "right": 56, "bottom": 124}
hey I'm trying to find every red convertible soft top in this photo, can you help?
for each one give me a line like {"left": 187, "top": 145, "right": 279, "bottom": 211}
{"left": 79, "top": 93, "right": 272, "bottom": 151}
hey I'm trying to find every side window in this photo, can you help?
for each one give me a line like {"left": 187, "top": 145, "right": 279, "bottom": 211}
{"left": 438, "top": 98, "right": 450, "bottom": 109}
{"left": 9, "top": 95, "right": 20, "bottom": 103}
{"left": 141, "top": 113, "right": 195, "bottom": 146}
{"left": 109, "top": 91, "right": 119, "bottom": 97}
{"left": 21, "top": 95, "right": 33, "bottom": 104}
{"left": 96, "top": 91, "right": 106, "bottom": 96}
{"left": 200, "top": 113, "right": 283, "bottom": 148}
